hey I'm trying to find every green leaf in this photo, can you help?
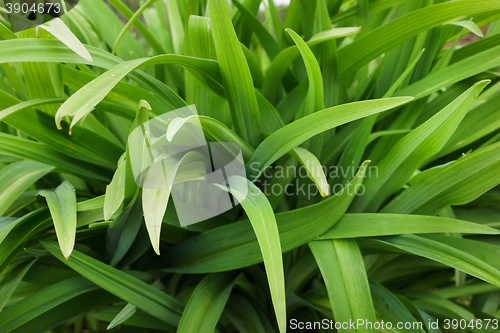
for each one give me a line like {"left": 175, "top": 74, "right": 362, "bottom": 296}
{"left": 0, "top": 276, "right": 97, "bottom": 332}
{"left": 351, "top": 80, "right": 489, "bottom": 213}
{"left": 107, "top": 193, "right": 143, "bottom": 267}
{"left": 216, "top": 176, "right": 286, "bottom": 333}
{"left": 413, "top": 293, "right": 475, "bottom": 322}
{"left": 125, "top": 99, "right": 150, "bottom": 197}
{"left": 168, "top": 114, "right": 253, "bottom": 160}
{"left": 54, "top": 54, "right": 220, "bottom": 133}
{"left": 232, "top": 0, "right": 280, "bottom": 60}
{"left": 319, "top": 214, "right": 499, "bottom": 239}
{"left": 314, "top": 0, "right": 339, "bottom": 108}
{"left": 432, "top": 282, "right": 499, "bottom": 300}
{"left": 424, "top": 235, "right": 500, "bottom": 269}
{"left": 0, "top": 131, "right": 108, "bottom": 181}
{"left": 38, "top": 181, "right": 77, "bottom": 260}
{"left": 286, "top": 28, "right": 324, "bottom": 119}
{"left": 368, "top": 234, "right": 500, "bottom": 288}
{"left": 107, "top": 303, "right": 137, "bottom": 330}
{"left": 370, "top": 282, "right": 425, "bottom": 333}
{"left": 307, "top": 240, "right": 353, "bottom": 330}
{"left": 165, "top": 0, "right": 184, "bottom": 55}
{"left": 396, "top": 44, "right": 500, "bottom": 101}
{"left": 0, "top": 217, "right": 19, "bottom": 244}
{"left": 77, "top": 195, "right": 105, "bottom": 212}
{"left": 446, "top": 20, "right": 484, "bottom": 38}
{"left": 188, "top": 15, "right": 213, "bottom": 59}
{"left": 93, "top": 305, "right": 168, "bottom": 330}
{"left": 0, "top": 209, "right": 51, "bottom": 273}
{"left": 142, "top": 150, "right": 209, "bottom": 255}
{"left": 431, "top": 93, "right": 500, "bottom": 162}
{"left": 208, "top": 0, "right": 262, "bottom": 148}
{"left": 104, "top": 155, "right": 127, "bottom": 221}
{"left": 383, "top": 141, "right": 500, "bottom": 215}
{"left": 107, "top": 0, "right": 166, "bottom": 55}
{"left": 0, "top": 160, "right": 53, "bottom": 217}
{"left": 309, "top": 239, "right": 377, "bottom": 333}
{"left": 263, "top": 27, "right": 361, "bottom": 103}
{"left": 142, "top": 167, "right": 169, "bottom": 256}
{"left": 0, "top": 259, "right": 37, "bottom": 311}
{"left": 0, "top": 38, "right": 194, "bottom": 108}
{"left": 10, "top": 288, "right": 115, "bottom": 333}
{"left": 112, "top": 0, "right": 158, "bottom": 55}
{"left": 178, "top": 273, "right": 235, "bottom": 333}
{"left": 0, "top": 94, "right": 123, "bottom": 169}
{"left": 163, "top": 161, "right": 370, "bottom": 273}
{"left": 223, "top": 294, "right": 269, "bottom": 333}
{"left": 40, "top": 18, "right": 93, "bottom": 62}
{"left": 40, "top": 240, "right": 184, "bottom": 326}
{"left": 0, "top": 20, "right": 16, "bottom": 40}
{"left": 289, "top": 147, "right": 329, "bottom": 197}
{"left": 247, "top": 97, "right": 412, "bottom": 180}
{"left": 337, "top": 0, "right": 500, "bottom": 76}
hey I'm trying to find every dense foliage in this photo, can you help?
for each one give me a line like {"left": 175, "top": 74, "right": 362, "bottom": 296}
{"left": 1, "top": 0, "right": 500, "bottom": 332}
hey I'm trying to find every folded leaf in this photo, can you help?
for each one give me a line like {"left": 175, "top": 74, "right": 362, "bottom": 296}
{"left": 38, "top": 181, "right": 77, "bottom": 259}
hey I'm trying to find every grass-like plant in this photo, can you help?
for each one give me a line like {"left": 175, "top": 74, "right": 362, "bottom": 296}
{"left": 1, "top": 0, "right": 500, "bottom": 332}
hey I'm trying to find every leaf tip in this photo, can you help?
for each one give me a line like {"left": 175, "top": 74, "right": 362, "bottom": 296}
{"left": 399, "top": 96, "right": 415, "bottom": 104}
{"left": 63, "top": 251, "right": 72, "bottom": 260}
{"left": 83, "top": 52, "right": 93, "bottom": 63}
{"left": 55, "top": 115, "right": 63, "bottom": 131}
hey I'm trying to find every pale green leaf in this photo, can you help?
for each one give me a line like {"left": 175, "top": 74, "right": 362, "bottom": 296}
{"left": 38, "top": 181, "right": 77, "bottom": 259}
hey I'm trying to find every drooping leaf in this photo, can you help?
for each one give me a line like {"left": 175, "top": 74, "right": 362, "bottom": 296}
{"left": 216, "top": 176, "right": 286, "bottom": 333}
{"left": 40, "top": 18, "right": 93, "bottom": 62}
{"left": 38, "top": 181, "right": 77, "bottom": 259}
{"left": 289, "top": 147, "right": 329, "bottom": 197}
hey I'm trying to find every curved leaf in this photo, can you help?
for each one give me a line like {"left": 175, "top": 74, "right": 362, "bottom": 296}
{"left": 163, "top": 161, "right": 370, "bottom": 273}
{"left": 247, "top": 97, "right": 412, "bottom": 180}
{"left": 38, "top": 181, "right": 77, "bottom": 259}
{"left": 216, "top": 176, "right": 286, "bottom": 333}
{"left": 319, "top": 214, "right": 500, "bottom": 239}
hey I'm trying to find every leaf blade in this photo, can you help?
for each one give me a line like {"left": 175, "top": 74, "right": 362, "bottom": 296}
{"left": 38, "top": 181, "right": 77, "bottom": 259}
